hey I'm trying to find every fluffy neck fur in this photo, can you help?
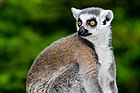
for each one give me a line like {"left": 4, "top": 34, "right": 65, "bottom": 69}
{"left": 87, "top": 26, "right": 112, "bottom": 49}
{"left": 85, "top": 26, "right": 115, "bottom": 93}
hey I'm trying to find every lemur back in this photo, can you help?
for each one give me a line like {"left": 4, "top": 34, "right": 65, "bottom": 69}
{"left": 26, "top": 33, "right": 99, "bottom": 93}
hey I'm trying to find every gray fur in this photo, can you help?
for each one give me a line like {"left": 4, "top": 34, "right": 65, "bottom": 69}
{"left": 109, "top": 62, "right": 116, "bottom": 78}
{"left": 79, "top": 7, "right": 102, "bottom": 16}
{"left": 48, "top": 62, "right": 86, "bottom": 93}
{"left": 109, "top": 63, "right": 118, "bottom": 93}
{"left": 109, "top": 81, "right": 118, "bottom": 93}
{"left": 84, "top": 76, "right": 103, "bottom": 93}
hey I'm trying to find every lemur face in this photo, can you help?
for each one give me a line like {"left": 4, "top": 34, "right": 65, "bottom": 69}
{"left": 71, "top": 7, "right": 113, "bottom": 38}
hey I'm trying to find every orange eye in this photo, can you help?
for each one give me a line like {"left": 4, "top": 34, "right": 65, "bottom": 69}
{"left": 78, "top": 18, "right": 82, "bottom": 27}
{"left": 78, "top": 21, "right": 82, "bottom": 27}
{"left": 90, "top": 21, "right": 95, "bottom": 26}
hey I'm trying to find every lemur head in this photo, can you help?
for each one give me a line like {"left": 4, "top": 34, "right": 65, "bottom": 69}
{"left": 71, "top": 7, "right": 113, "bottom": 40}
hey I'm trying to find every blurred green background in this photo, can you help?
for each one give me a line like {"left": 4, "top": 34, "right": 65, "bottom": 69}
{"left": 0, "top": 0, "right": 140, "bottom": 93}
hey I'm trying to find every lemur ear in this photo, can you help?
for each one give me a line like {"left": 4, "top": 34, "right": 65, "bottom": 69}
{"left": 71, "top": 7, "right": 81, "bottom": 19}
{"left": 100, "top": 10, "right": 114, "bottom": 26}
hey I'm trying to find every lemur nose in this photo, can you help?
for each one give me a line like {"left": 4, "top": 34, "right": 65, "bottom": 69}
{"left": 78, "top": 26, "right": 92, "bottom": 36}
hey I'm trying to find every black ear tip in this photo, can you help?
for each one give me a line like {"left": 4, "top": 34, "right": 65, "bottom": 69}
{"left": 103, "top": 20, "right": 106, "bottom": 25}
{"left": 106, "top": 17, "right": 110, "bottom": 21}
{"left": 103, "top": 17, "right": 108, "bottom": 25}
{"left": 103, "top": 17, "right": 111, "bottom": 25}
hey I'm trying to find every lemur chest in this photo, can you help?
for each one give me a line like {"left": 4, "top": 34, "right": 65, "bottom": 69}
{"left": 94, "top": 47, "right": 113, "bottom": 85}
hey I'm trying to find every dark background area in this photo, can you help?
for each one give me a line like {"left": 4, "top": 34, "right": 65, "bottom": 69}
{"left": 0, "top": 0, "right": 140, "bottom": 93}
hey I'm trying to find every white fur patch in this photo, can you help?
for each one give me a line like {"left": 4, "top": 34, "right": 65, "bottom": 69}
{"left": 84, "top": 27, "right": 115, "bottom": 93}
{"left": 95, "top": 45, "right": 114, "bottom": 93}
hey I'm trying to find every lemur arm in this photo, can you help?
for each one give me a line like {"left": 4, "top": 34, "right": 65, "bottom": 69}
{"left": 75, "top": 47, "right": 103, "bottom": 93}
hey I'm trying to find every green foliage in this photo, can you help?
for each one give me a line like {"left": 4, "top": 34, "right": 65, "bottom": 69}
{"left": 0, "top": 0, "right": 140, "bottom": 93}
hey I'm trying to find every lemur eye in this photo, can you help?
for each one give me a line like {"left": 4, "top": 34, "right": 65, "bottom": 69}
{"left": 90, "top": 21, "right": 95, "bottom": 26}
{"left": 87, "top": 19, "right": 97, "bottom": 27}
{"left": 78, "top": 21, "right": 82, "bottom": 27}
{"left": 78, "top": 18, "right": 82, "bottom": 27}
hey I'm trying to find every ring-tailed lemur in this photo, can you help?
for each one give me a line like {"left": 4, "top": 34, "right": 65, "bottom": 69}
{"left": 26, "top": 7, "right": 118, "bottom": 93}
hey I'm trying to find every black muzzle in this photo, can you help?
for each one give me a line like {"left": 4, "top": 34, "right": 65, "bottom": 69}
{"left": 78, "top": 26, "right": 92, "bottom": 36}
